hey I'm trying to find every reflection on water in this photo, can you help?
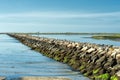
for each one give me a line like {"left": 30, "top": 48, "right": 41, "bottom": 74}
{"left": 0, "top": 34, "right": 89, "bottom": 80}
{"left": 33, "top": 35, "right": 120, "bottom": 46}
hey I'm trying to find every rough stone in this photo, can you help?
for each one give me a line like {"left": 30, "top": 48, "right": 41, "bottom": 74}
{"left": 116, "top": 71, "right": 120, "bottom": 79}
{"left": 0, "top": 77, "right": 5, "bottom": 80}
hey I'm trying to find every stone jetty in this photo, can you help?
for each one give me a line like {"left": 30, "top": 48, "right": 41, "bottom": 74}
{"left": 8, "top": 33, "right": 120, "bottom": 80}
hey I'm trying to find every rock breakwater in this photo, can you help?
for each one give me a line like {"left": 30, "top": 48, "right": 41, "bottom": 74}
{"left": 8, "top": 34, "right": 120, "bottom": 80}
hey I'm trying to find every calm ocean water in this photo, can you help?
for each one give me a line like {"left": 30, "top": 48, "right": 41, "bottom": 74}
{"left": 33, "top": 34, "right": 120, "bottom": 46}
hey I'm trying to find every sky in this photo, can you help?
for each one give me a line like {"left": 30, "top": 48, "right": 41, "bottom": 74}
{"left": 0, "top": 0, "right": 120, "bottom": 33}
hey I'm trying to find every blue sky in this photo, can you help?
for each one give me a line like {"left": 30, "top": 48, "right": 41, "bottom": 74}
{"left": 0, "top": 0, "right": 120, "bottom": 33}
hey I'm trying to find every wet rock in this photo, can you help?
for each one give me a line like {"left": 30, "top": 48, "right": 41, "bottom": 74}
{"left": 81, "top": 46, "right": 88, "bottom": 51}
{"left": 107, "top": 58, "right": 117, "bottom": 67}
{"left": 116, "top": 71, "right": 120, "bottom": 79}
{"left": 98, "top": 68, "right": 106, "bottom": 74}
{"left": 104, "top": 62, "right": 112, "bottom": 70}
{"left": 95, "top": 56, "right": 106, "bottom": 64}
{"left": 116, "top": 54, "right": 120, "bottom": 64}
{"left": 0, "top": 77, "right": 5, "bottom": 80}
{"left": 113, "top": 65, "right": 120, "bottom": 71}
{"left": 87, "top": 48, "right": 95, "bottom": 53}
{"left": 91, "top": 55, "right": 98, "bottom": 63}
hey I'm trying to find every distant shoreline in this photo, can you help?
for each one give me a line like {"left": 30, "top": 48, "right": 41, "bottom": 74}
{"left": 1, "top": 32, "right": 120, "bottom": 42}
{"left": 92, "top": 35, "right": 120, "bottom": 42}
{"left": 10, "top": 32, "right": 120, "bottom": 35}
{"left": 1, "top": 32, "right": 120, "bottom": 35}
{"left": 30, "top": 32, "right": 120, "bottom": 42}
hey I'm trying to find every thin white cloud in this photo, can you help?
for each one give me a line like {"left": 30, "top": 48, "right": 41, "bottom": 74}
{"left": 0, "top": 11, "right": 120, "bottom": 18}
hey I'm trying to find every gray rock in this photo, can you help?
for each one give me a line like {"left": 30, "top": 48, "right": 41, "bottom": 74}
{"left": 0, "top": 77, "right": 5, "bottom": 80}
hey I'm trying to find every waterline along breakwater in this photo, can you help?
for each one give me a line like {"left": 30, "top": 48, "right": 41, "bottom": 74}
{"left": 8, "top": 34, "right": 120, "bottom": 80}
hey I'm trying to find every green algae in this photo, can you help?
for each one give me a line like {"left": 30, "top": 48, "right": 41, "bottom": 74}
{"left": 110, "top": 75, "right": 118, "bottom": 80}
{"left": 95, "top": 73, "right": 110, "bottom": 80}
{"left": 84, "top": 72, "right": 89, "bottom": 76}
{"left": 79, "top": 65, "right": 85, "bottom": 70}
{"left": 54, "top": 56, "right": 60, "bottom": 61}
{"left": 69, "top": 59, "right": 76, "bottom": 65}
{"left": 63, "top": 57, "right": 68, "bottom": 63}
{"left": 93, "top": 69, "right": 100, "bottom": 74}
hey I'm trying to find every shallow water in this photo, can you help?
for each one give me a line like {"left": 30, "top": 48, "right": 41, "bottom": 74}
{"left": 33, "top": 34, "right": 120, "bottom": 46}
{"left": 0, "top": 34, "right": 89, "bottom": 80}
